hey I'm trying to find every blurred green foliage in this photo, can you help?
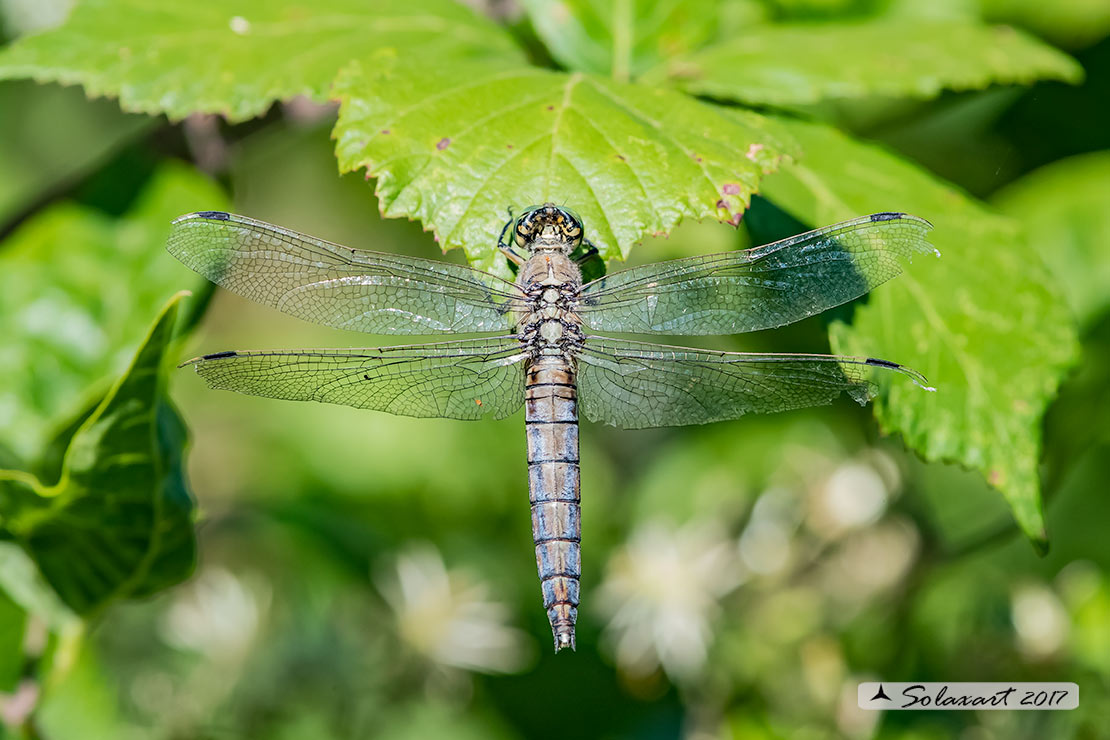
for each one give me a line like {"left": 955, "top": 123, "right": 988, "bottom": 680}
{"left": 0, "top": 0, "right": 1108, "bottom": 738}
{"left": 0, "top": 165, "right": 223, "bottom": 458}
{"left": 0, "top": 294, "right": 195, "bottom": 616}
{"left": 993, "top": 151, "right": 1110, "bottom": 329}
{"left": 0, "top": 80, "right": 150, "bottom": 230}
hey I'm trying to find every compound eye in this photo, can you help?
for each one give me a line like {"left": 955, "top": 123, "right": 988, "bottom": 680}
{"left": 564, "top": 215, "right": 583, "bottom": 246}
{"left": 514, "top": 217, "right": 530, "bottom": 247}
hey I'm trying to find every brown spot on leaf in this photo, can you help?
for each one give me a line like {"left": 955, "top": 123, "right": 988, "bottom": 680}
{"left": 716, "top": 199, "right": 728, "bottom": 209}
{"left": 722, "top": 183, "right": 741, "bottom": 195}
{"left": 436, "top": 137, "right": 451, "bottom": 150}
{"left": 617, "top": 154, "right": 626, "bottom": 161}
{"left": 507, "top": 144, "right": 514, "bottom": 149}
{"left": 727, "top": 211, "right": 743, "bottom": 226}
{"left": 475, "top": 399, "right": 483, "bottom": 406}
{"left": 546, "top": 105, "right": 555, "bottom": 111}
{"left": 988, "top": 469, "right": 1004, "bottom": 485}
{"left": 745, "top": 143, "right": 764, "bottom": 161}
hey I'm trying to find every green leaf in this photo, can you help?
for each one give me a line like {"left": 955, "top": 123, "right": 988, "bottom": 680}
{"left": 519, "top": 0, "right": 719, "bottom": 82}
{"left": 0, "top": 163, "right": 227, "bottom": 460}
{"left": 0, "top": 0, "right": 522, "bottom": 122}
{"left": 647, "top": 21, "right": 1083, "bottom": 107}
{"left": 760, "top": 118, "right": 1079, "bottom": 548}
{"left": 993, "top": 151, "right": 1110, "bottom": 329}
{"left": 333, "top": 58, "right": 796, "bottom": 269}
{"left": 0, "top": 293, "right": 197, "bottom": 616}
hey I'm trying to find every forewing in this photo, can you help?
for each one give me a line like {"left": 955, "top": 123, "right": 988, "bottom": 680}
{"left": 183, "top": 336, "right": 527, "bottom": 420}
{"left": 167, "top": 211, "right": 523, "bottom": 334}
{"left": 578, "top": 213, "right": 934, "bottom": 335}
{"left": 577, "top": 337, "right": 931, "bottom": 428}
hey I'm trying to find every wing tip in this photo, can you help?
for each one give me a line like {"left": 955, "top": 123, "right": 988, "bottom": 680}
{"left": 865, "top": 357, "right": 936, "bottom": 391}
{"left": 870, "top": 211, "right": 936, "bottom": 241}
{"left": 179, "top": 350, "right": 239, "bottom": 369}
{"left": 172, "top": 210, "right": 232, "bottom": 225}
{"left": 869, "top": 211, "right": 902, "bottom": 222}
{"left": 869, "top": 211, "right": 933, "bottom": 229}
{"left": 868, "top": 212, "right": 939, "bottom": 260}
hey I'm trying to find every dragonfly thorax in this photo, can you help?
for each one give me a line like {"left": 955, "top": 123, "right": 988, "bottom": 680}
{"left": 526, "top": 316, "right": 583, "bottom": 358}
{"left": 516, "top": 248, "right": 584, "bottom": 356}
{"left": 539, "top": 320, "right": 564, "bottom": 342}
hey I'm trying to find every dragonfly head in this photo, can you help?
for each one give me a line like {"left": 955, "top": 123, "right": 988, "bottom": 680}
{"left": 513, "top": 203, "right": 583, "bottom": 253}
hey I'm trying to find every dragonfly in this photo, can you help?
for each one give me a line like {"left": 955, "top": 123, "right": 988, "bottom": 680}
{"left": 167, "top": 204, "right": 936, "bottom": 652}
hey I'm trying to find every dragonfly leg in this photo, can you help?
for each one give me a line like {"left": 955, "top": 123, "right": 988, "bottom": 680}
{"left": 500, "top": 246, "right": 526, "bottom": 266}
{"left": 498, "top": 213, "right": 528, "bottom": 266}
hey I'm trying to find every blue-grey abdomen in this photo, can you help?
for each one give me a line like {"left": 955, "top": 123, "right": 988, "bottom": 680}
{"left": 525, "top": 357, "right": 581, "bottom": 652}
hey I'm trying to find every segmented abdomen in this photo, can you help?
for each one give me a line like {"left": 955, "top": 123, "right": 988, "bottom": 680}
{"left": 525, "top": 357, "right": 581, "bottom": 652}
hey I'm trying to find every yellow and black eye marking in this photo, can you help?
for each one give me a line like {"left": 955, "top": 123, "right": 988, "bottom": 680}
{"left": 512, "top": 203, "right": 584, "bottom": 248}
{"left": 498, "top": 202, "right": 601, "bottom": 276}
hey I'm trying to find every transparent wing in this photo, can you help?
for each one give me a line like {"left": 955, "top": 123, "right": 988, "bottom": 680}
{"left": 578, "top": 213, "right": 935, "bottom": 335}
{"left": 167, "top": 211, "right": 523, "bottom": 334}
{"left": 183, "top": 336, "right": 528, "bottom": 420}
{"left": 577, "top": 337, "right": 932, "bottom": 429}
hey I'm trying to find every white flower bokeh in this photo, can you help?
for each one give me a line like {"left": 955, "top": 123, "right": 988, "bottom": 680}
{"left": 597, "top": 520, "right": 743, "bottom": 681}
{"left": 376, "top": 544, "right": 532, "bottom": 675}
{"left": 160, "top": 567, "right": 270, "bottom": 659}
{"left": 1012, "top": 581, "right": 1069, "bottom": 659}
